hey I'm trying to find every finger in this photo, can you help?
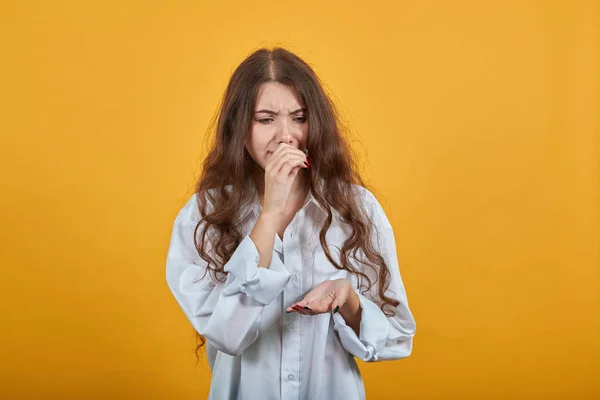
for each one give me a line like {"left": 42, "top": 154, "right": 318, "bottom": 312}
{"left": 273, "top": 143, "right": 306, "bottom": 159}
{"left": 287, "top": 302, "right": 312, "bottom": 315}
{"left": 270, "top": 144, "right": 302, "bottom": 163}
{"left": 300, "top": 294, "right": 319, "bottom": 306}
{"left": 267, "top": 154, "right": 304, "bottom": 180}
{"left": 285, "top": 306, "right": 306, "bottom": 314}
{"left": 276, "top": 155, "right": 308, "bottom": 178}
{"left": 297, "top": 303, "right": 314, "bottom": 314}
{"left": 268, "top": 145, "right": 307, "bottom": 171}
{"left": 304, "top": 297, "right": 334, "bottom": 314}
{"left": 292, "top": 304, "right": 311, "bottom": 315}
{"left": 285, "top": 304, "right": 304, "bottom": 314}
{"left": 271, "top": 142, "right": 291, "bottom": 158}
{"left": 287, "top": 165, "right": 300, "bottom": 181}
{"left": 330, "top": 301, "right": 340, "bottom": 314}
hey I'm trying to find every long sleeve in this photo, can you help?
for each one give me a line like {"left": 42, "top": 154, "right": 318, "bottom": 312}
{"left": 165, "top": 194, "right": 291, "bottom": 356}
{"left": 332, "top": 192, "right": 417, "bottom": 362}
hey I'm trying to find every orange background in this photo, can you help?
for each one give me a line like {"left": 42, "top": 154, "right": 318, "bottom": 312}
{"left": 1, "top": 1, "right": 598, "bottom": 398}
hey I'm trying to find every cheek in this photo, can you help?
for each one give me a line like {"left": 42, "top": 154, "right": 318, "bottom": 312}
{"left": 301, "top": 125, "right": 309, "bottom": 140}
{"left": 247, "top": 127, "right": 269, "bottom": 154}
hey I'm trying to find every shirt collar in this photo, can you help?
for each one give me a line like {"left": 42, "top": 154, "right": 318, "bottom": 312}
{"left": 238, "top": 184, "right": 329, "bottom": 222}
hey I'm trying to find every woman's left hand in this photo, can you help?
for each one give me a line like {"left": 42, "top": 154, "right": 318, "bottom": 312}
{"left": 286, "top": 278, "right": 352, "bottom": 315}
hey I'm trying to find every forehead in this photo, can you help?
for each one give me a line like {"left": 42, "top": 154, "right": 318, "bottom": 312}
{"left": 255, "top": 82, "right": 304, "bottom": 108}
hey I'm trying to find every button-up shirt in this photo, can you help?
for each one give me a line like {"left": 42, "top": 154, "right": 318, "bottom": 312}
{"left": 166, "top": 184, "right": 416, "bottom": 400}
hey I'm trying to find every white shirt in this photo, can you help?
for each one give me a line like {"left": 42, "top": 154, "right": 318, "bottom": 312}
{"left": 166, "top": 183, "right": 416, "bottom": 400}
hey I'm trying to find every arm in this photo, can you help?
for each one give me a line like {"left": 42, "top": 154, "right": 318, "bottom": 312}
{"left": 250, "top": 209, "right": 280, "bottom": 268}
{"left": 338, "top": 288, "right": 361, "bottom": 336}
{"left": 165, "top": 194, "right": 290, "bottom": 356}
{"left": 332, "top": 195, "right": 417, "bottom": 362}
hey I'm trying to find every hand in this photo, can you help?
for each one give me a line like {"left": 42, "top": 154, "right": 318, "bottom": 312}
{"left": 286, "top": 278, "right": 351, "bottom": 315}
{"left": 263, "top": 143, "right": 309, "bottom": 216}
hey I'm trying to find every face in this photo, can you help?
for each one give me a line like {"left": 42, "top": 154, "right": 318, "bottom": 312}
{"left": 245, "top": 81, "right": 308, "bottom": 169}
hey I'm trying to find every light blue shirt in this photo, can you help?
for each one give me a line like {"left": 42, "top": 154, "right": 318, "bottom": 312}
{"left": 166, "top": 184, "right": 416, "bottom": 399}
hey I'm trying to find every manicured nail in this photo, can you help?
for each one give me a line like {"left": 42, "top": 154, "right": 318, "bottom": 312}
{"left": 305, "top": 157, "right": 311, "bottom": 168}
{"left": 332, "top": 305, "right": 339, "bottom": 314}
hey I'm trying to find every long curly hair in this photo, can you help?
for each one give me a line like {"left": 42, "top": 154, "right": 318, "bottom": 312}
{"left": 190, "top": 47, "right": 399, "bottom": 363}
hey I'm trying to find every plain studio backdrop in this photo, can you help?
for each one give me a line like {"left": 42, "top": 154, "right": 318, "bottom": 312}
{"left": 0, "top": 0, "right": 598, "bottom": 399}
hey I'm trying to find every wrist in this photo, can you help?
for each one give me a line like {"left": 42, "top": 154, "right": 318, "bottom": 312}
{"left": 259, "top": 210, "right": 280, "bottom": 225}
{"left": 340, "top": 286, "right": 360, "bottom": 315}
{"left": 339, "top": 282, "right": 361, "bottom": 335}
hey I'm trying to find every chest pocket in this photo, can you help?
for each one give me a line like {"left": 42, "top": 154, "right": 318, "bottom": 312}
{"left": 300, "top": 219, "right": 359, "bottom": 339}
{"left": 301, "top": 221, "right": 349, "bottom": 287}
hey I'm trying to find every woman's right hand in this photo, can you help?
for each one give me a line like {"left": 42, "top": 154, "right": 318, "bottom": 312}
{"left": 263, "top": 143, "right": 309, "bottom": 216}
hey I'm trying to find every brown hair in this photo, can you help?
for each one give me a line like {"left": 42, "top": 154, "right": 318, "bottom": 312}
{"left": 191, "top": 47, "right": 399, "bottom": 363}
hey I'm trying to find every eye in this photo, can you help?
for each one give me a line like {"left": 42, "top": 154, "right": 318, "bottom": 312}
{"left": 257, "top": 118, "right": 273, "bottom": 124}
{"left": 294, "top": 116, "right": 307, "bottom": 123}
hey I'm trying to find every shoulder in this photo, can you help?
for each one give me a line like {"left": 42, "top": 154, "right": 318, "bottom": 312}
{"left": 174, "top": 193, "right": 200, "bottom": 226}
{"left": 352, "top": 184, "right": 392, "bottom": 229}
{"left": 175, "top": 185, "right": 233, "bottom": 226}
{"left": 352, "top": 184, "right": 377, "bottom": 204}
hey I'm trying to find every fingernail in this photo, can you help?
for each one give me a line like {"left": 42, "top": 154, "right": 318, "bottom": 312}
{"left": 333, "top": 306, "right": 339, "bottom": 314}
{"left": 305, "top": 157, "right": 311, "bottom": 168}
{"left": 303, "top": 161, "right": 308, "bottom": 167}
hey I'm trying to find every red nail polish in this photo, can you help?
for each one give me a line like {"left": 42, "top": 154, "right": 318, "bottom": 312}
{"left": 305, "top": 157, "right": 311, "bottom": 168}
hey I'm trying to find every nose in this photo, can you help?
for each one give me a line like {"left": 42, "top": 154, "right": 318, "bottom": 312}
{"left": 276, "top": 119, "right": 293, "bottom": 145}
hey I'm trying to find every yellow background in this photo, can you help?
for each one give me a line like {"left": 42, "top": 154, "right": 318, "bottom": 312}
{"left": 1, "top": 0, "right": 598, "bottom": 398}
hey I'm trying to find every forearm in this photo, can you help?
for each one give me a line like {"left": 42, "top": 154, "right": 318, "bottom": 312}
{"left": 339, "top": 288, "right": 361, "bottom": 336}
{"left": 249, "top": 211, "right": 279, "bottom": 268}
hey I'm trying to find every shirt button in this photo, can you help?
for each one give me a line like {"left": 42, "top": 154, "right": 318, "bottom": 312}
{"left": 288, "top": 324, "right": 294, "bottom": 330}
{"left": 290, "top": 276, "right": 296, "bottom": 282}
{"left": 287, "top": 374, "right": 294, "bottom": 380}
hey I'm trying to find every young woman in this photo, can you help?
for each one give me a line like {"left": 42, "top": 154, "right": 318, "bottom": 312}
{"left": 166, "top": 47, "right": 416, "bottom": 400}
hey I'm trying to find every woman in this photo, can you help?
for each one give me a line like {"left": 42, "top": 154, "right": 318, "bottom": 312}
{"left": 166, "top": 47, "right": 416, "bottom": 400}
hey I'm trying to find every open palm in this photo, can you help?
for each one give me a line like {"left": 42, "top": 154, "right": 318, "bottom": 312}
{"left": 286, "top": 278, "right": 351, "bottom": 315}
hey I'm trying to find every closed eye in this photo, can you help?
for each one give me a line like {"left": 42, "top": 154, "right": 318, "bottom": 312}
{"left": 257, "top": 117, "right": 307, "bottom": 124}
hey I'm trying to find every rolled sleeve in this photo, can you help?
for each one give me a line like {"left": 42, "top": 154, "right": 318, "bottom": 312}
{"left": 332, "top": 290, "right": 389, "bottom": 361}
{"left": 332, "top": 186, "right": 417, "bottom": 362}
{"left": 332, "top": 289, "right": 416, "bottom": 362}
{"left": 165, "top": 193, "right": 291, "bottom": 356}
{"left": 222, "top": 235, "right": 291, "bottom": 305}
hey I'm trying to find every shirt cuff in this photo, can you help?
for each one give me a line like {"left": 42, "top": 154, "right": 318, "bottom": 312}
{"left": 332, "top": 289, "right": 390, "bottom": 361}
{"left": 221, "top": 234, "right": 291, "bottom": 305}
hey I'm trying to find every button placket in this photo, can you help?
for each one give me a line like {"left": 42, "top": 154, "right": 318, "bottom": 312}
{"left": 281, "top": 217, "right": 301, "bottom": 399}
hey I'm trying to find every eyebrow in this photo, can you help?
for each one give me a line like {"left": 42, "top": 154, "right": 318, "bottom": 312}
{"left": 254, "top": 108, "right": 306, "bottom": 115}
